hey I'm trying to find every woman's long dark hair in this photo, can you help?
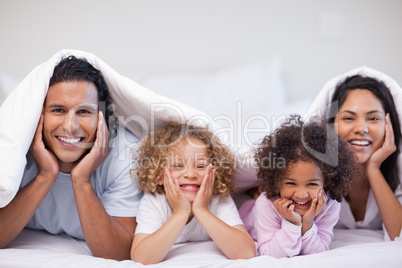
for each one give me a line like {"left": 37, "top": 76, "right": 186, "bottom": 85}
{"left": 330, "top": 75, "right": 401, "bottom": 191}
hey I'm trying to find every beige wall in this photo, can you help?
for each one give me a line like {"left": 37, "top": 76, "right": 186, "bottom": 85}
{"left": 1, "top": 0, "right": 401, "bottom": 101}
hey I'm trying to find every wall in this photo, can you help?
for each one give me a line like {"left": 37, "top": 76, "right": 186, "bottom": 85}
{"left": 0, "top": 0, "right": 401, "bottom": 101}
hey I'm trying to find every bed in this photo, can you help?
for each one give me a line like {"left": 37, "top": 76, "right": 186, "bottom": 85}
{"left": 1, "top": 228, "right": 401, "bottom": 267}
{"left": 0, "top": 51, "right": 401, "bottom": 267}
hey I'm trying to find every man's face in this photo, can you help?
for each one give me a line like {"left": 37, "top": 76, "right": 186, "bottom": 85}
{"left": 43, "top": 81, "right": 98, "bottom": 172}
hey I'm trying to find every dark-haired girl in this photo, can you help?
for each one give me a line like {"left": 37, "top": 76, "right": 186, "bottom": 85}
{"left": 239, "top": 115, "right": 355, "bottom": 258}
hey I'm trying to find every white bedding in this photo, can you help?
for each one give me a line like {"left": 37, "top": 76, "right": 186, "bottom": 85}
{"left": 1, "top": 228, "right": 401, "bottom": 267}
{"left": 1, "top": 53, "right": 401, "bottom": 267}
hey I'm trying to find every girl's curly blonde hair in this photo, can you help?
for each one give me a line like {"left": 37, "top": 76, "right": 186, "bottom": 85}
{"left": 133, "top": 121, "right": 236, "bottom": 197}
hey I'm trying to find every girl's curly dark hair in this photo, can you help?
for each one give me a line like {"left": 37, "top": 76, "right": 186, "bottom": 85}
{"left": 255, "top": 115, "right": 356, "bottom": 202}
{"left": 134, "top": 121, "right": 236, "bottom": 197}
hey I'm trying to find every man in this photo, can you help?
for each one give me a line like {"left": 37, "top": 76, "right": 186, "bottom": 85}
{"left": 0, "top": 56, "right": 142, "bottom": 260}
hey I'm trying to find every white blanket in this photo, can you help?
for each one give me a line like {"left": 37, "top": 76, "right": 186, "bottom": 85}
{"left": 0, "top": 49, "right": 258, "bottom": 207}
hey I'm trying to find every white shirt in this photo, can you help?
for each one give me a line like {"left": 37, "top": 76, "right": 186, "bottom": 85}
{"left": 335, "top": 185, "right": 402, "bottom": 240}
{"left": 135, "top": 192, "right": 244, "bottom": 244}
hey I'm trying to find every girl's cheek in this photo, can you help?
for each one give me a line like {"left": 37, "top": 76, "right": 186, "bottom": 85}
{"left": 314, "top": 188, "right": 322, "bottom": 198}
{"left": 168, "top": 169, "right": 180, "bottom": 179}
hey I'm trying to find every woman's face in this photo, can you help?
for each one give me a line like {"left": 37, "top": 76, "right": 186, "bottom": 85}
{"left": 334, "top": 89, "right": 386, "bottom": 164}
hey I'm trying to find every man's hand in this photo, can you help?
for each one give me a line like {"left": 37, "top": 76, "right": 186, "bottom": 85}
{"left": 29, "top": 114, "right": 59, "bottom": 180}
{"left": 71, "top": 111, "right": 109, "bottom": 184}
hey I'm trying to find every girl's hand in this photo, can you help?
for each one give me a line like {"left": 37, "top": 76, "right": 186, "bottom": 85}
{"left": 164, "top": 168, "right": 191, "bottom": 216}
{"left": 193, "top": 165, "right": 215, "bottom": 216}
{"left": 71, "top": 111, "right": 109, "bottom": 184}
{"left": 273, "top": 197, "right": 302, "bottom": 226}
{"left": 367, "top": 114, "right": 396, "bottom": 170}
{"left": 302, "top": 189, "right": 327, "bottom": 230}
{"left": 29, "top": 114, "right": 59, "bottom": 180}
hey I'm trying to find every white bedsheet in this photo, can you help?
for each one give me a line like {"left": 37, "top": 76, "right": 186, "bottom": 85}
{"left": 1, "top": 228, "right": 401, "bottom": 267}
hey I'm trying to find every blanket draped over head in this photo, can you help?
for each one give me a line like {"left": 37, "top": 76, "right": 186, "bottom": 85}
{"left": 0, "top": 49, "right": 257, "bottom": 207}
{"left": 304, "top": 66, "right": 402, "bottom": 187}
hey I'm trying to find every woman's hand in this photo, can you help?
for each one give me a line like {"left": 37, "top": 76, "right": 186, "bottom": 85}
{"left": 367, "top": 113, "right": 397, "bottom": 170}
{"left": 164, "top": 168, "right": 191, "bottom": 216}
{"left": 71, "top": 111, "right": 109, "bottom": 184}
{"left": 193, "top": 165, "right": 215, "bottom": 216}
{"left": 29, "top": 114, "right": 59, "bottom": 180}
{"left": 363, "top": 113, "right": 402, "bottom": 240}
{"left": 273, "top": 197, "right": 302, "bottom": 226}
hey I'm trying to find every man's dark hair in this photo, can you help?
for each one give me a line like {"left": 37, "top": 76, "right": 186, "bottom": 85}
{"left": 49, "top": 55, "right": 116, "bottom": 137}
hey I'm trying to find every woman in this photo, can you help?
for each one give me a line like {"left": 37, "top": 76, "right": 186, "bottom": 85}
{"left": 305, "top": 67, "right": 402, "bottom": 241}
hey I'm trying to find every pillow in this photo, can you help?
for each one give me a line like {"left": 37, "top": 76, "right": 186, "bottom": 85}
{"left": 134, "top": 57, "right": 286, "bottom": 122}
{"left": 0, "top": 72, "right": 21, "bottom": 106}
{"left": 240, "top": 97, "right": 313, "bottom": 147}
